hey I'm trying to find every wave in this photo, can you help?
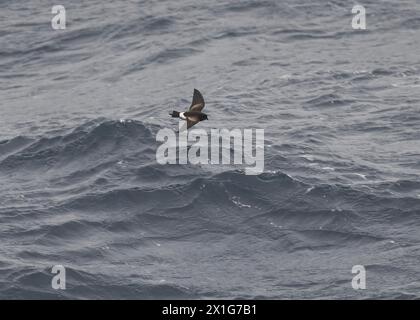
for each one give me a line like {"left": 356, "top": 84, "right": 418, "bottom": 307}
{"left": 0, "top": 120, "right": 157, "bottom": 174}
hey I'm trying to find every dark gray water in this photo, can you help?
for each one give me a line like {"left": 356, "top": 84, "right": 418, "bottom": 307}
{"left": 1, "top": 0, "right": 420, "bottom": 299}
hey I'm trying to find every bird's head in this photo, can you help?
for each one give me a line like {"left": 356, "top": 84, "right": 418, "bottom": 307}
{"left": 201, "top": 114, "right": 209, "bottom": 121}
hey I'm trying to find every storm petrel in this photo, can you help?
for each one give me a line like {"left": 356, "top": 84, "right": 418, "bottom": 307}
{"left": 170, "top": 89, "right": 208, "bottom": 129}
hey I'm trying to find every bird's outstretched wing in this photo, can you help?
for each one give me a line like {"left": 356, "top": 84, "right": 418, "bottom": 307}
{"left": 189, "top": 89, "right": 205, "bottom": 112}
{"left": 187, "top": 115, "right": 200, "bottom": 129}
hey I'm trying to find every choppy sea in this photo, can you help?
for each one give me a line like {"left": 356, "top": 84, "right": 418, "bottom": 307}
{"left": 1, "top": 0, "right": 420, "bottom": 299}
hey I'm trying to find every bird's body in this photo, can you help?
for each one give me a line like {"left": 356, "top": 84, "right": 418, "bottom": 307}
{"left": 170, "top": 89, "right": 208, "bottom": 129}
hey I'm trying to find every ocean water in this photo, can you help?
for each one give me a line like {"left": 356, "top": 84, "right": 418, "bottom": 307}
{"left": 1, "top": 0, "right": 420, "bottom": 299}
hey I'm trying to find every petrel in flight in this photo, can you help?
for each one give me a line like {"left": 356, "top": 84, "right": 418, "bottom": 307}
{"left": 170, "top": 89, "right": 208, "bottom": 129}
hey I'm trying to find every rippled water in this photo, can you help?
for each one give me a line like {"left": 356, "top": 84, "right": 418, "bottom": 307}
{"left": 1, "top": 0, "right": 420, "bottom": 299}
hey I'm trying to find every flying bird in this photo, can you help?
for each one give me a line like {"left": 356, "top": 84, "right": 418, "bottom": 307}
{"left": 170, "top": 89, "right": 208, "bottom": 129}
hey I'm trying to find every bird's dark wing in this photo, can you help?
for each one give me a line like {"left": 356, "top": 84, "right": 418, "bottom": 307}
{"left": 187, "top": 115, "right": 200, "bottom": 129}
{"left": 189, "top": 89, "right": 205, "bottom": 112}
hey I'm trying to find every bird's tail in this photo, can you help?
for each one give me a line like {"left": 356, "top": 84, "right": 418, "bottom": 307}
{"left": 170, "top": 111, "right": 180, "bottom": 118}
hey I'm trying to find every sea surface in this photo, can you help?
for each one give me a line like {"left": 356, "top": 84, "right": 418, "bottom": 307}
{"left": 1, "top": 0, "right": 420, "bottom": 299}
